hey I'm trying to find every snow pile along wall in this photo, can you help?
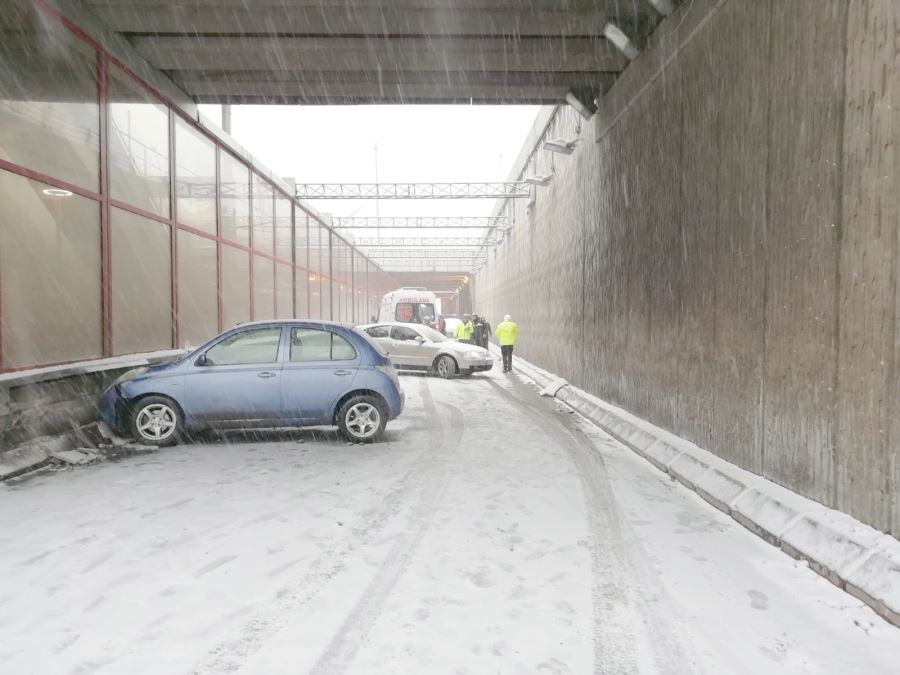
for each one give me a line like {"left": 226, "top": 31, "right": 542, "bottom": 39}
{"left": 497, "top": 345, "right": 900, "bottom": 628}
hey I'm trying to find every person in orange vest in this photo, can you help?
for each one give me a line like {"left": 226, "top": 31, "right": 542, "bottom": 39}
{"left": 494, "top": 314, "right": 518, "bottom": 373}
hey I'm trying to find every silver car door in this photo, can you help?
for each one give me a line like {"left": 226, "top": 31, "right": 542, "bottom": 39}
{"left": 364, "top": 324, "right": 402, "bottom": 362}
{"left": 416, "top": 330, "right": 442, "bottom": 367}
{"left": 389, "top": 326, "right": 428, "bottom": 367}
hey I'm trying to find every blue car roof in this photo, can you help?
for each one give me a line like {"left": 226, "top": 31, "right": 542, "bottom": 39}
{"left": 231, "top": 319, "right": 354, "bottom": 329}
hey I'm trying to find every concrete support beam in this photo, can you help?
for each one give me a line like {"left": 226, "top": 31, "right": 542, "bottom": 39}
{"left": 48, "top": 0, "right": 666, "bottom": 105}
{"left": 131, "top": 36, "right": 626, "bottom": 73}
{"left": 190, "top": 80, "right": 568, "bottom": 105}
{"left": 175, "top": 70, "right": 615, "bottom": 89}
{"left": 177, "top": 70, "right": 618, "bottom": 104}
{"left": 87, "top": 4, "right": 623, "bottom": 37}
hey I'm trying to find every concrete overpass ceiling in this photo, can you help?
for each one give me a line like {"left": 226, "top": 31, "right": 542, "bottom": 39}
{"left": 78, "top": 0, "right": 666, "bottom": 105}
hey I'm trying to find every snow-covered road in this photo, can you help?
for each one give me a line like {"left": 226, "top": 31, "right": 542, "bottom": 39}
{"left": 1, "top": 370, "right": 898, "bottom": 674}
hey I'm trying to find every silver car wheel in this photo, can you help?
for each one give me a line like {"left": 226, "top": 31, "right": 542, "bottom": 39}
{"left": 135, "top": 402, "right": 177, "bottom": 441}
{"left": 436, "top": 355, "right": 455, "bottom": 379}
{"left": 345, "top": 402, "right": 381, "bottom": 439}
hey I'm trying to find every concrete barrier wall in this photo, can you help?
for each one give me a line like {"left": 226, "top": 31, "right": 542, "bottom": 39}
{"left": 475, "top": 0, "right": 899, "bottom": 536}
{"left": 0, "top": 351, "right": 183, "bottom": 456}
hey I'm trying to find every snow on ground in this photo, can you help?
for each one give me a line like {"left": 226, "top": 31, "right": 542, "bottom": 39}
{"left": 0, "top": 370, "right": 898, "bottom": 674}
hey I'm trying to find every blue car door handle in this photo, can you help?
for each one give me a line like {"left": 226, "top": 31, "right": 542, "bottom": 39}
{"left": 334, "top": 369, "right": 352, "bottom": 376}
{"left": 258, "top": 371, "right": 277, "bottom": 378}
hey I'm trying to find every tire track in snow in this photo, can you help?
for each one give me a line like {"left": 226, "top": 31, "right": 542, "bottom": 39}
{"left": 190, "top": 377, "right": 460, "bottom": 674}
{"left": 487, "top": 376, "right": 695, "bottom": 675}
{"left": 309, "top": 376, "right": 464, "bottom": 675}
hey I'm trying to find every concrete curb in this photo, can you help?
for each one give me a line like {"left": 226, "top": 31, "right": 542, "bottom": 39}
{"left": 493, "top": 346, "right": 900, "bottom": 628}
{"left": 0, "top": 443, "right": 53, "bottom": 480}
{"left": 1, "top": 422, "right": 156, "bottom": 482}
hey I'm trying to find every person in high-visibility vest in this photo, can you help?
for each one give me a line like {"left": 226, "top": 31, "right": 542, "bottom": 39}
{"left": 494, "top": 314, "right": 518, "bottom": 372}
{"left": 454, "top": 314, "right": 474, "bottom": 343}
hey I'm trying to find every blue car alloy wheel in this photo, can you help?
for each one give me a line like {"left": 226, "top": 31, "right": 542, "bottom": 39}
{"left": 130, "top": 396, "right": 181, "bottom": 446}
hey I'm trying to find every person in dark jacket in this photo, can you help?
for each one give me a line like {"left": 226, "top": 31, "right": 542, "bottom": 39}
{"left": 472, "top": 314, "right": 491, "bottom": 349}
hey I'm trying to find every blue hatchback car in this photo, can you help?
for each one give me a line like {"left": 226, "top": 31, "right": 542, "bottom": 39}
{"left": 100, "top": 320, "right": 404, "bottom": 445}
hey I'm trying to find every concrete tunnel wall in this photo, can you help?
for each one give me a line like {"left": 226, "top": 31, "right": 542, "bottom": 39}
{"left": 474, "top": 0, "right": 899, "bottom": 537}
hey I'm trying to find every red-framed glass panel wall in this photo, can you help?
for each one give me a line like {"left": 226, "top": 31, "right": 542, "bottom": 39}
{"left": 295, "top": 212, "right": 310, "bottom": 318}
{"left": 108, "top": 68, "right": 170, "bottom": 219}
{"left": 0, "top": 2, "right": 103, "bottom": 370}
{"left": 0, "top": 0, "right": 389, "bottom": 371}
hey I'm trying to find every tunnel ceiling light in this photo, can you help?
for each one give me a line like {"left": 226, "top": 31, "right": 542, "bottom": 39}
{"left": 603, "top": 23, "right": 640, "bottom": 60}
{"left": 524, "top": 173, "right": 554, "bottom": 186}
{"left": 42, "top": 187, "right": 73, "bottom": 197}
{"left": 543, "top": 138, "right": 580, "bottom": 155}
{"left": 647, "top": 0, "right": 674, "bottom": 16}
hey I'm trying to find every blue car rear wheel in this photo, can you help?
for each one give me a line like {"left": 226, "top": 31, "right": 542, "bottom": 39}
{"left": 338, "top": 395, "right": 386, "bottom": 443}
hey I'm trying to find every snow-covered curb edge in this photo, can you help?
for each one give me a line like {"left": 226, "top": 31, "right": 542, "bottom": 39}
{"left": 491, "top": 345, "right": 900, "bottom": 628}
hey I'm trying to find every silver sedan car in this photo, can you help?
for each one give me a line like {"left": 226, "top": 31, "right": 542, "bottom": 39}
{"left": 359, "top": 322, "right": 494, "bottom": 378}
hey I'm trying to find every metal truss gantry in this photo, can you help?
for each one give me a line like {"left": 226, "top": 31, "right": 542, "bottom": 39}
{"left": 364, "top": 249, "right": 486, "bottom": 259}
{"left": 331, "top": 216, "right": 505, "bottom": 229}
{"left": 296, "top": 182, "right": 531, "bottom": 200}
{"left": 352, "top": 237, "right": 490, "bottom": 248}
{"left": 378, "top": 266, "right": 480, "bottom": 273}
{"left": 377, "top": 259, "right": 484, "bottom": 269}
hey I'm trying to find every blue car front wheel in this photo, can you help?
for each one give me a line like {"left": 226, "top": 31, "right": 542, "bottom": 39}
{"left": 130, "top": 396, "right": 181, "bottom": 447}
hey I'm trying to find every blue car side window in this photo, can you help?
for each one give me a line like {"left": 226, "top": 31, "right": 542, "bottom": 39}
{"left": 331, "top": 334, "right": 357, "bottom": 361}
{"left": 205, "top": 327, "right": 281, "bottom": 365}
{"left": 290, "top": 328, "right": 357, "bottom": 362}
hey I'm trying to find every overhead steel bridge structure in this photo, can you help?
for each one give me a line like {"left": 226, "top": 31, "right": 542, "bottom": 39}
{"left": 296, "top": 182, "right": 531, "bottom": 200}
{"left": 363, "top": 250, "right": 486, "bottom": 259}
{"left": 352, "top": 237, "right": 491, "bottom": 248}
{"left": 331, "top": 216, "right": 506, "bottom": 229}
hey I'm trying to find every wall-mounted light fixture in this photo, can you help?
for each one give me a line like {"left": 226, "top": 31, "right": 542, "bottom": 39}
{"left": 565, "top": 91, "right": 597, "bottom": 121}
{"left": 603, "top": 23, "right": 640, "bottom": 60}
{"left": 524, "top": 173, "right": 553, "bottom": 186}
{"left": 647, "top": 0, "right": 674, "bottom": 16}
{"left": 543, "top": 138, "right": 579, "bottom": 155}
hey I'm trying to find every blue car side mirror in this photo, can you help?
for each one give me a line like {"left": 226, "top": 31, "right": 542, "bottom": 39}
{"left": 196, "top": 353, "right": 208, "bottom": 366}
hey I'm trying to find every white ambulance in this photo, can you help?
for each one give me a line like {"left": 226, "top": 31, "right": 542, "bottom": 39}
{"left": 378, "top": 287, "right": 439, "bottom": 326}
